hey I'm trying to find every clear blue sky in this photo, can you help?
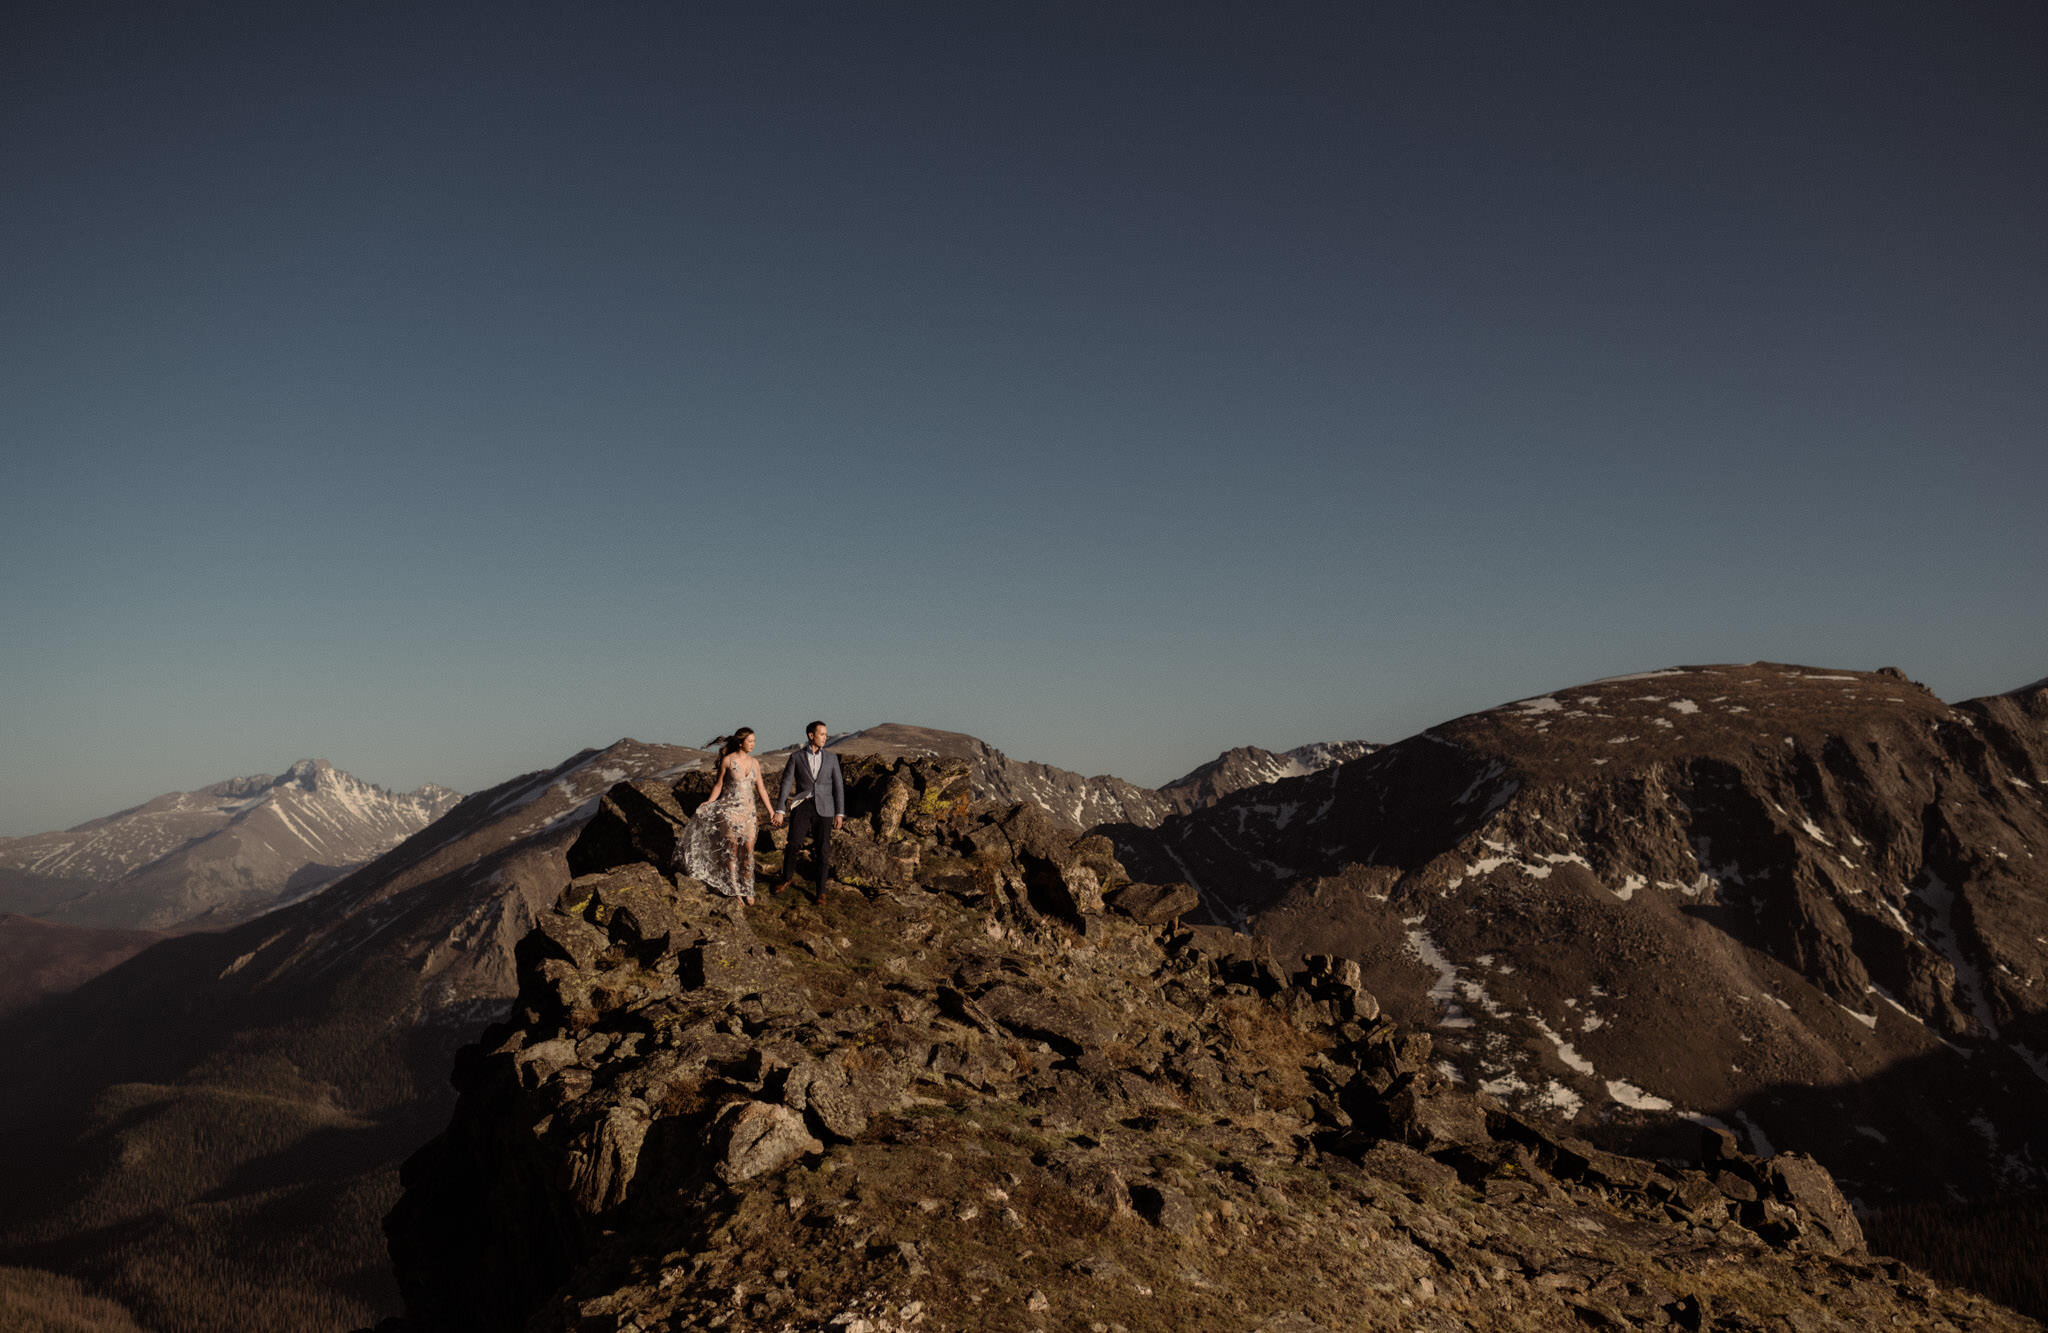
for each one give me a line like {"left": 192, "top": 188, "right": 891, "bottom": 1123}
{"left": 3, "top": 2, "right": 2044, "bottom": 835}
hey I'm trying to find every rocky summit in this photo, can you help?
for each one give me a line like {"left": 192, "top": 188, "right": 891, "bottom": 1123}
{"left": 376, "top": 755, "right": 2030, "bottom": 1333}
{"left": 1101, "top": 664, "right": 2048, "bottom": 1208}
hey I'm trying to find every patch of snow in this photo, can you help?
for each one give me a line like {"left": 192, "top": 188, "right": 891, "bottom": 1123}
{"left": 1515, "top": 696, "right": 1563, "bottom": 714}
{"left": 1915, "top": 867, "right": 2000, "bottom": 1038}
{"left": 1530, "top": 1015, "right": 1597, "bottom": 1077}
{"left": 1667, "top": 699, "right": 1700, "bottom": 714}
{"left": 1593, "top": 669, "right": 1686, "bottom": 684}
{"left": 1541, "top": 1081, "right": 1585, "bottom": 1118}
{"left": 1402, "top": 920, "right": 1473, "bottom": 1029}
{"left": 1605, "top": 1079, "right": 1672, "bottom": 1112}
{"left": 1733, "top": 1112, "right": 1776, "bottom": 1157}
{"left": 1453, "top": 760, "right": 1508, "bottom": 807}
{"left": 1799, "top": 819, "right": 1833, "bottom": 846}
{"left": 1615, "top": 874, "right": 1647, "bottom": 902}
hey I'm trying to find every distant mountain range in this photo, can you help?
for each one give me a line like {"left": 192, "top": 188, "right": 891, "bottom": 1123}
{"left": 0, "top": 759, "right": 462, "bottom": 931}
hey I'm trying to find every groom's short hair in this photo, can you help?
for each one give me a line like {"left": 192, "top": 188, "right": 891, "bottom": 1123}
{"left": 807, "top": 720, "right": 827, "bottom": 736}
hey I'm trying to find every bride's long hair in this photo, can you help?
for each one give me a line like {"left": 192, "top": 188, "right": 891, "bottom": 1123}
{"left": 707, "top": 727, "right": 754, "bottom": 759}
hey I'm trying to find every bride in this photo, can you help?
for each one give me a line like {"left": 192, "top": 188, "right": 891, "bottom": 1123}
{"left": 678, "top": 727, "right": 783, "bottom": 904}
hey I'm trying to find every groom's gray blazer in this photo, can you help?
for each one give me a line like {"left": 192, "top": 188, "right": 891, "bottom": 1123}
{"left": 778, "top": 747, "right": 847, "bottom": 818}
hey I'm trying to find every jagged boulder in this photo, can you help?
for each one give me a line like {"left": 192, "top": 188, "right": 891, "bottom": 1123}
{"left": 826, "top": 821, "right": 921, "bottom": 892}
{"left": 1106, "top": 879, "right": 1200, "bottom": 925}
{"left": 708, "top": 1101, "right": 822, "bottom": 1184}
{"left": 1765, "top": 1151, "right": 1868, "bottom": 1254}
{"left": 566, "top": 779, "right": 689, "bottom": 878}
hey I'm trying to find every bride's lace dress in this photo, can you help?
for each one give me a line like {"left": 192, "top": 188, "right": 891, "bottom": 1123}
{"left": 678, "top": 760, "right": 758, "bottom": 900}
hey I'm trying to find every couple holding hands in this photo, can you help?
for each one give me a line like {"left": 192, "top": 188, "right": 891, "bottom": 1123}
{"left": 678, "top": 721, "right": 846, "bottom": 905}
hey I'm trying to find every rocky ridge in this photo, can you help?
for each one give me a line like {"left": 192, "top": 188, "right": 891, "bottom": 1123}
{"left": 831, "top": 725, "right": 1374, "bottom": 828}
{"left": 374, "top": 755, "right": 2031, "bottom": 1333}
{"left": 0, "top": 723, "right": 1372, "bottom": 1333}
{"left": 1099, "top": 664, "right": 2048, "bottom": 1207}
{"left": 828, "top": 725, "right": 1178, "bottom": 829}
{"left": 0, "top": 759, "right": 463, "bottom": 930}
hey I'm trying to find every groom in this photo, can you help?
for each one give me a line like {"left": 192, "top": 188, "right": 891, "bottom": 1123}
{"left": 776, "top": 720, "right": 846, "bottom": 898}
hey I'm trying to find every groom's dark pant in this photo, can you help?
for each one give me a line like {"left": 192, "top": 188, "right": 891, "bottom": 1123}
{"left": 786, "top": 803, "right": 833, "bottom": 889}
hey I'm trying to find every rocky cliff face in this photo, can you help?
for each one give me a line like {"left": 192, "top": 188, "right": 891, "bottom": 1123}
{"left": 1099, "top": 664, "right": 2048, "bottom": 1207}
{"left": 0, "top": 759, "right": 463, "bottom": 930}
{"left": 375, "top": 756, "right": 2029, "bottom": 1333}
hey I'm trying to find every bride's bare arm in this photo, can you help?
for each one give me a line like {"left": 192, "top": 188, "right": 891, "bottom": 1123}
{"left": 705, "top": 755, "right": 729, "bottom": 803}
{"left": 752, "top": 765, "right": 782, "bottom": 823}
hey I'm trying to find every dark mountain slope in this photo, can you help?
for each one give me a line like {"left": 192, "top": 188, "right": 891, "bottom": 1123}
{"left": 1099, "top": 664, "right": 2048, "bottom": 1209}
{"left": 0, "top": 916, "right": 162, "bottom": 1017}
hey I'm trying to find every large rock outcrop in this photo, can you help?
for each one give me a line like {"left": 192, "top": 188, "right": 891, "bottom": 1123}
{"left": 376, "top": 757, "right": 2028, "bottom": 1333}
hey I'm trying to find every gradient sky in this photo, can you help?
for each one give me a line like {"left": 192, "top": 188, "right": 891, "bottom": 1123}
{"left": 3, "top": 2, "right": 2044, "bottom": 836}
